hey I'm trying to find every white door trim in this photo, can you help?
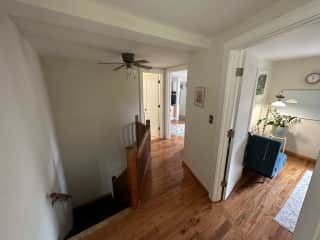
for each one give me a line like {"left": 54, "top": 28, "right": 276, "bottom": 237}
{"left": 164, "top": 65, "right": 188, "bottom": 139}
{"left": 210, "top": 0, "right": 320, "bottom": 202}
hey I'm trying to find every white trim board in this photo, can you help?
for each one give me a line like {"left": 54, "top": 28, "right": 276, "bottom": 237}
{"left": 164, "top": 65, "right": 188, "bottom": 139}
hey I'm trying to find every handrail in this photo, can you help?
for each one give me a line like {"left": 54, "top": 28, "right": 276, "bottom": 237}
{"left": 137, "top": 127, "right": 150, "bottom": 157}
{"left": 112, "top": 115, "right": 151, "bottom": 209}
{"left": 48, "top": 192, "right": 72, "bottom": 206}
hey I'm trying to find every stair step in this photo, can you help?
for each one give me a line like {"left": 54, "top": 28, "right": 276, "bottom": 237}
{"left": 67, "top": 207, "right": 132, "bottom": 240}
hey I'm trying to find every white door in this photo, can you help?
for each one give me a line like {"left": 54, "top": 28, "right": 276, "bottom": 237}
{"left": 143, "top": 72, "right": 160, "bottom": 139}
{"left": 224, "top": 54, "right": 259, "bottom": 199}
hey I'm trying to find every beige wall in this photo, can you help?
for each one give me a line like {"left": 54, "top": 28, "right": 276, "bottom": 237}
{"left": 184, "top": 47, "right": 222, "bottom": 189}
{"left": 42, "top": 56, "right": 140, "bottom": 206}
{"left": 267, "top": 57, "right": 320, "bottom": 159}
{"left": 0, "top": 16, "right": 71, "bottom": 240}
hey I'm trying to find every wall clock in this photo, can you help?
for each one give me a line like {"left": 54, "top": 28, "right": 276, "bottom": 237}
{"left": 305, "top": 73, "right": 320, "bottom": 84}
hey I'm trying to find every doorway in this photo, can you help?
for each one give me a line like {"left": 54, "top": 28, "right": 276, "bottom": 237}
{"left": 215, "top": 16, "right": 320, "bottom": 237}
{"left": 142, "top": 71, "right": 163, "bottom": 139}
{"left": 168, "top": 69, "right": 188, "bottom": 138}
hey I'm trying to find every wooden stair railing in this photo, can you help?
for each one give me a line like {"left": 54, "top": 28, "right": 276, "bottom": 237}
{"left": 112, "top": 115, "right": 151, "bottom": 209}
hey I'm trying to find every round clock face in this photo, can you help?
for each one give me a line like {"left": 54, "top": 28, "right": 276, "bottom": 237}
{"left": 305, "top": 73, "right": 320, "bottom": 84}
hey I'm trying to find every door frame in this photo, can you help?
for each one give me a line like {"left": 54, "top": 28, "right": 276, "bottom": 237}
{"left": 211, "top": 1, "right": 320, "bottom": 202}
{"left": 165, "top": 65, "right": 188, "bottom": 139}
{"left": 139, "top": 68, "right": 165, "bottom": 138}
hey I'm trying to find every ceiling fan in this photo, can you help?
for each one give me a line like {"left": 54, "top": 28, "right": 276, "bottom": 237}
{"left": 99, "top": 52, "right": 152, "bottom": 71}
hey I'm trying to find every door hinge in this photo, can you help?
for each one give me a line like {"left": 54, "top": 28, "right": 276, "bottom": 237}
{"left": 158, "top": 104, "right": 160, "bottom": 108}
{"left": 235, "top": 67, "right": 244, "bottom": 77}
{"left": 227, "top": 129, "right": 235, "bottom": 138}
{"left": 158, "top": 126, "right": 160, "bottom": 130}
{"left": 221, "top": 179, "right": 227, "bottom": 188}
{"left": 158, "top": 80, "right": 160, "bottom": 84}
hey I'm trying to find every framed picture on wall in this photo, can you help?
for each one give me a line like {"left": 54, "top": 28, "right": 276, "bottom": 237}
{"left": 194, "top": 87, "right": 206, "bottom": 108}
{"left": 256, "top": 73, "right": 267, "bottom": 95}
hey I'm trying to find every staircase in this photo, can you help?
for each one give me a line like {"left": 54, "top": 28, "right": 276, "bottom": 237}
{"left": 67, "top": 115, "right": 151, "bottom": 239}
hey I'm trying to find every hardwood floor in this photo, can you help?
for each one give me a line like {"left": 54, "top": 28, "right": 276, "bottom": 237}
{"left": 82, "top": 137, "right": 314, "bottom": 240}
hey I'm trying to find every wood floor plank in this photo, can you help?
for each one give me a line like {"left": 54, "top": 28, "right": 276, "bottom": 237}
{"left": 81, "top": 137, "right": 314, "bottom": 240}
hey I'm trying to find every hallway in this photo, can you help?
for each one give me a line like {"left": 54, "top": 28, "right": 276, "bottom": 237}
{"left": 71, "top": 138, "right": 313, "bottom": 240}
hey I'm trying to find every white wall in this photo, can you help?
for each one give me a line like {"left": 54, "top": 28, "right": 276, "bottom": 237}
{"left": 249, "top": 58, "right": 272, "bottom": 130}
{"left": 42, "top": 56, "right": 140, "bottom": 207}
{"left": 0, "top": 16, "right": 71, "bottom": 240}
{"left": 184, "top": 47, "right": 221, "bottom": 189}
{"left": 267, "top": 57, "right": 320, "bottom": 159}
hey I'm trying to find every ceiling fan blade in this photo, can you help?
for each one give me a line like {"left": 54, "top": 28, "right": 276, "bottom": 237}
{"left": 113, "top": 64, "right": 126, "bottom": 71}
{"left": 98, "top": 62, "right": 123, "bottom": 65}
{"left": 134, "top": 59, "right": 149, "bottom": 64}
{"left": 133, "top": 62, "right": 152, "bottom": 70}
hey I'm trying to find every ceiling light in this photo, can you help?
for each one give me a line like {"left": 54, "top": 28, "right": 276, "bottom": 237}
{"left": 286, "top": 99, "right": 298, "bottom": 104}
{"left": 272, "top": 100, "right": 286, "bottom": 107}
{"left": 271, "top": 92, "right": 286, "bottom": 107}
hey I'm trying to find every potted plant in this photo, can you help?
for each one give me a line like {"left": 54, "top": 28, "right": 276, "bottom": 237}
{"left": 257, "top": 109, "right": 300, "bottom": 137}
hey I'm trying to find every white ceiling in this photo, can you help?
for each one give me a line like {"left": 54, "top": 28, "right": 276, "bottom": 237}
{"left": 3, "top": 0, "right": 283, "bottom": 67}
{"left": 13, "top": 16, "right": 191, "bottom": 68}
{"left": 247, "top": 20, "right": 320, "bottom": 60}
{"left": 96, "top": 0, "right": 280, "bottom": 37}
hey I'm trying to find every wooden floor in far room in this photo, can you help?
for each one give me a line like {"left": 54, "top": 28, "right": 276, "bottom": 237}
{"left": 80, "top": 137, "right": 315, "bottom": 240}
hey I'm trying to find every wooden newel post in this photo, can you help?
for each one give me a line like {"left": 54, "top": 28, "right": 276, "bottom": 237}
{"left": 126, "top": 146, "right": 139, "bottom": 209}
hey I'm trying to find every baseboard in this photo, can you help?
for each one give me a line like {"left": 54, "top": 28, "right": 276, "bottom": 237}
{"left": 182, "top": 161, "right": 208, "bottom": 193}
{"left": 285, "top": 150, "right": 316, "bottom": 164}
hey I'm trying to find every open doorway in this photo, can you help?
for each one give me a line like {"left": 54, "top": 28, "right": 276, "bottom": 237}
{"left": 168, "top": 69, "right": 188, "bottom": 138}
{"left": 218, "top": 20, "right": 320, "bottom": 236}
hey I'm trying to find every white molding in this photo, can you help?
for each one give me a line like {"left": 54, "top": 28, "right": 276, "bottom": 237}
{"left": 211, "top": 0, "right": 320, "bottom": 202}
{"left": 225, "top": 1, "right": 320, "bottom": 49}
{"left": 7, "top": 0, "right": 211, "bottom": 49}
{"left": 166, "top": 65, "right": 188, "bottom": 72}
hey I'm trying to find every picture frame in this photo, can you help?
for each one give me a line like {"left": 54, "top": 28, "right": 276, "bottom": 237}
{"left": 256, "top": 73, "right": 267, "bottom": 95}
{"left": 194, "top": 87, "right": 206, "bottom": 108}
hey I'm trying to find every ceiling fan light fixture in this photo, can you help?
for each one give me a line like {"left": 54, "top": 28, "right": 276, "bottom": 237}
{"left": 271, "top": 92, "right": 287, "bottom": 107}
{"left": 98, "top": 53, "right": 152, "bottom": 71}
{"left": 271, "top": 100, "right": 286, "bottom": 107}
{"left": 285, "top": 98, "right": 298, "bottom": 104}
